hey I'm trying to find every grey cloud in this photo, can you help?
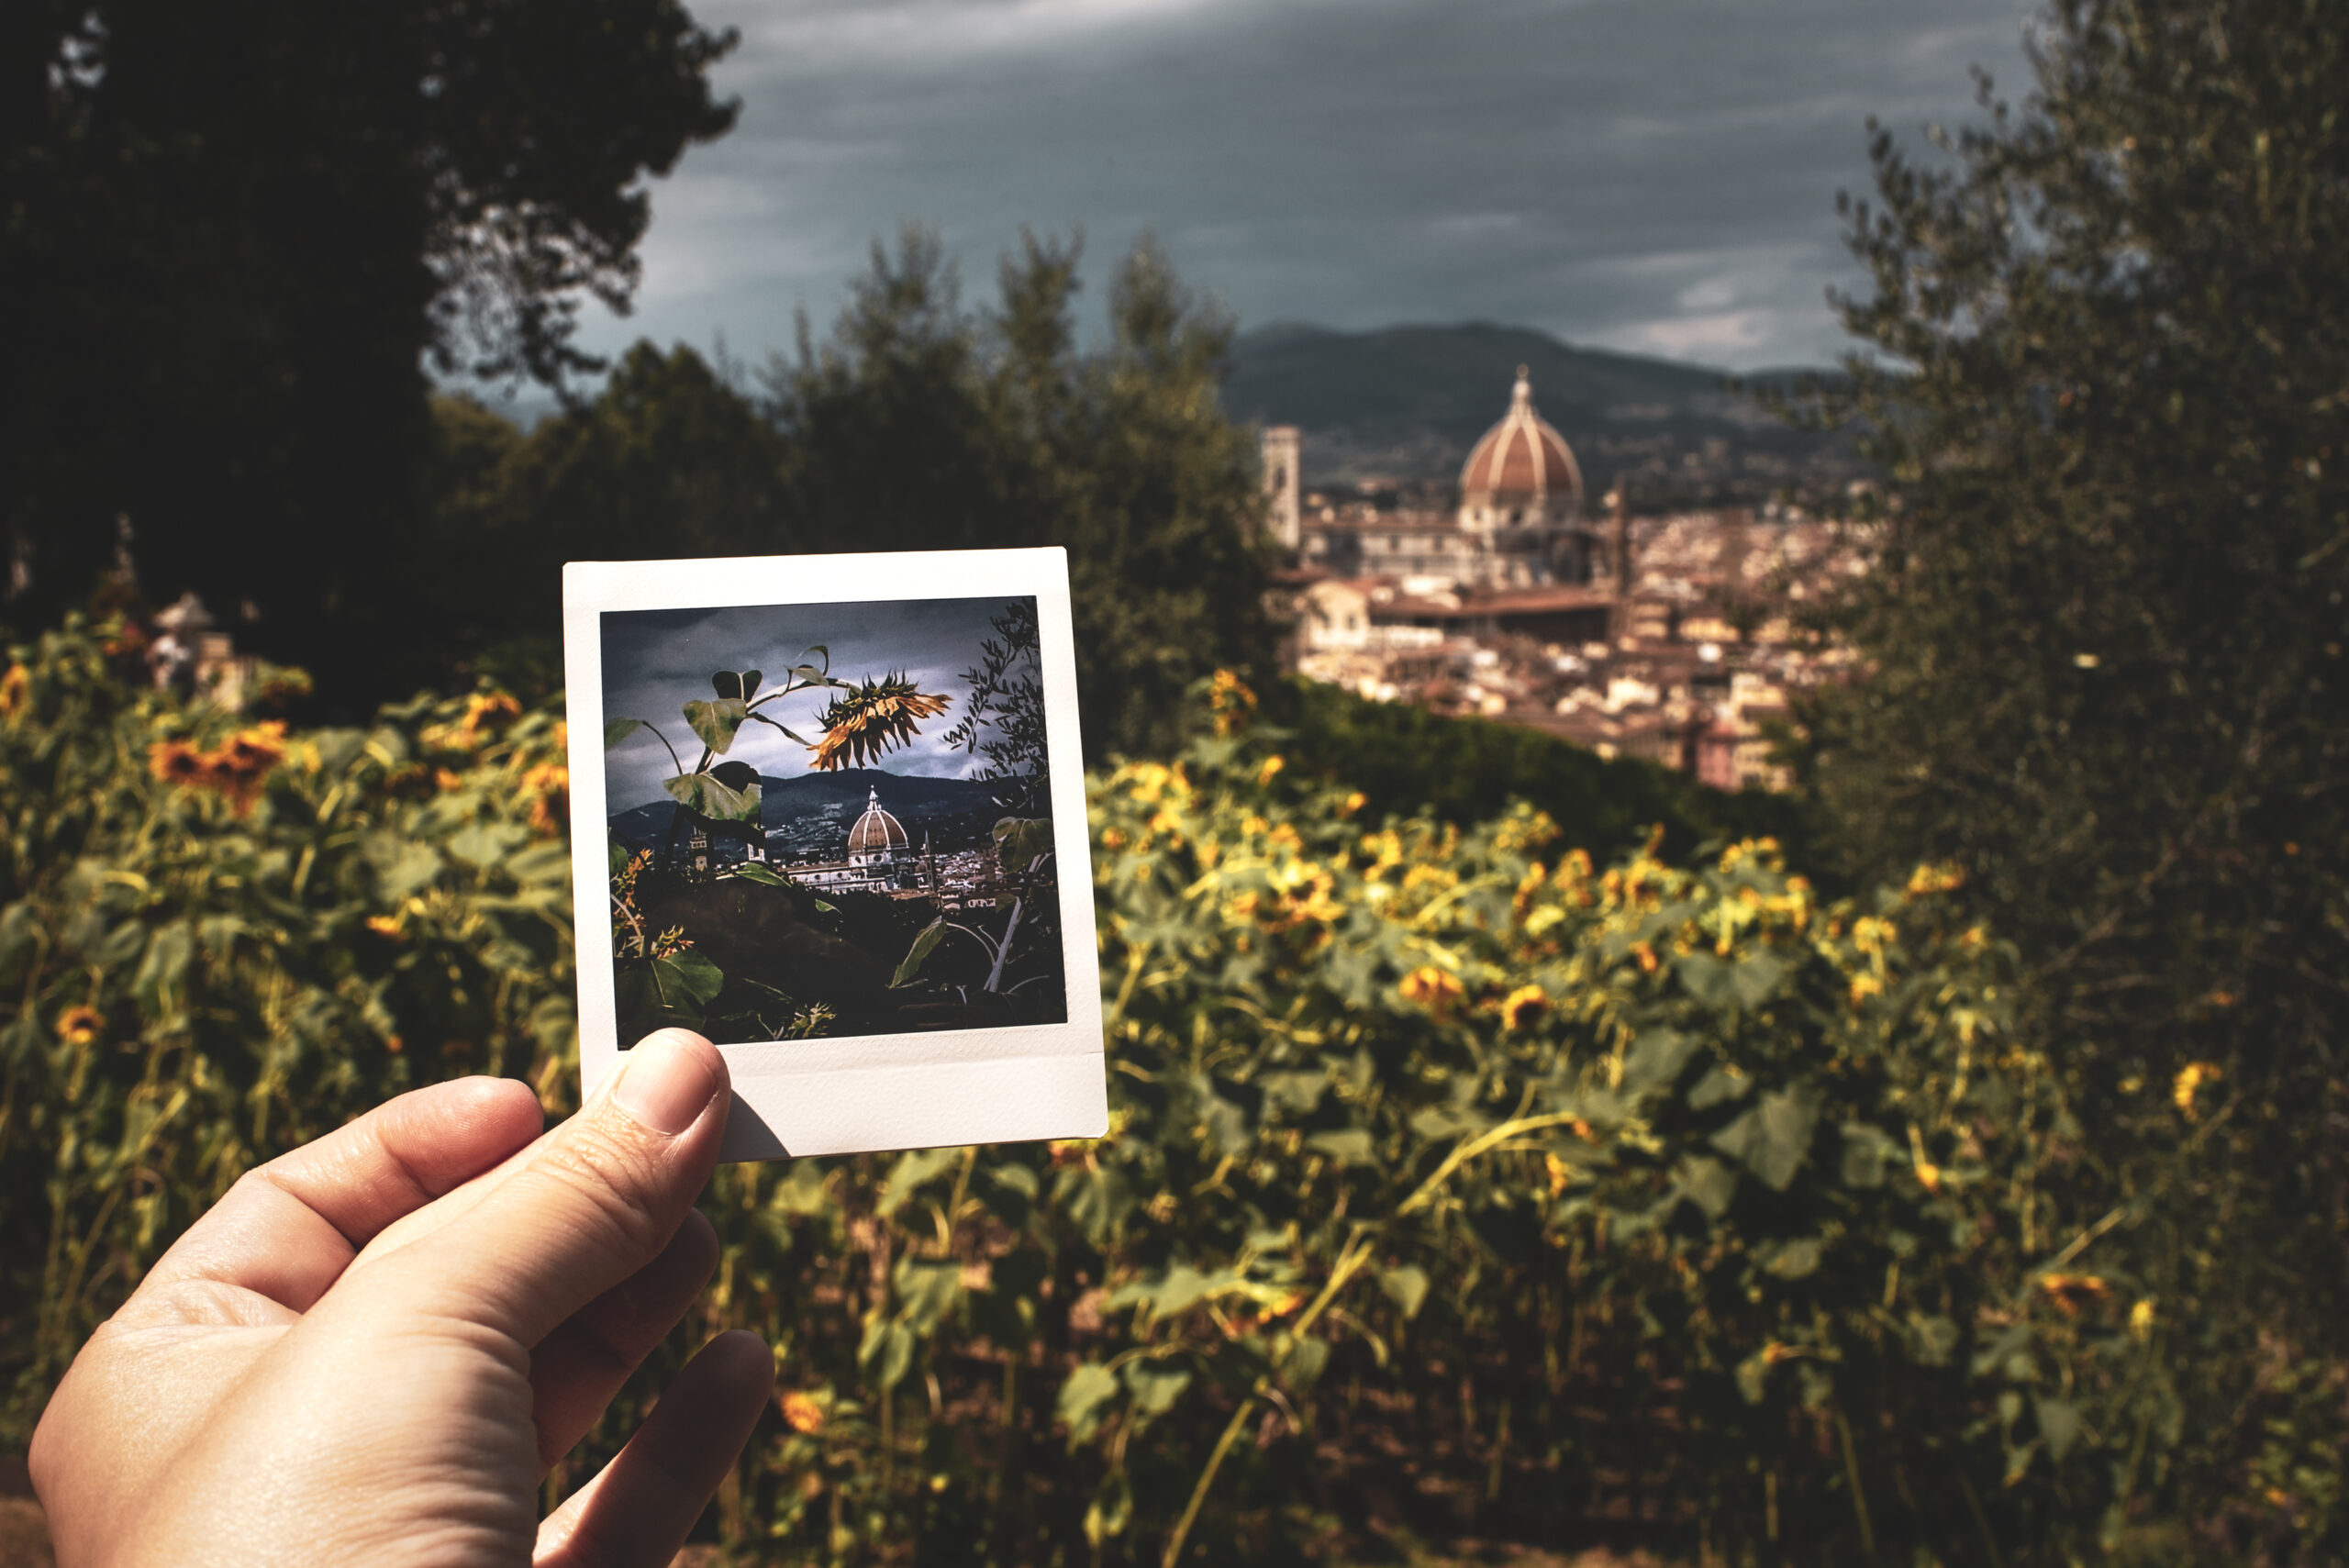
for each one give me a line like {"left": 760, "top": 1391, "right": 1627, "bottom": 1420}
{"left": 579, "top": 0, "right": 2036, "bottom": 373}
{"left": 599, "top": 595, "right": 1030, "bottom": 810}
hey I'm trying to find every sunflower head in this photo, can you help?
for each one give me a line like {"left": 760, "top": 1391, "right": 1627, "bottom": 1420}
{"left": 56, "top": 1005, "right": 103, "bottom": 1046}
{"left": 1398, "top": 964, "right": 1464, "bottom": 1018}
{"left": 461, "top": 691, "right": 523, "bottom": 740}
{"left": 2036, "top": 1273, "right": 2112, "bottom": 1316}
{"left": 213, "top": 721, "right": 289, "bottom": 777}
{"left": 148, "top": 740, "right": 209, "bottom": 784}
{"left": 523, "top": 762, "right": 569, "bottom": 835}
{"left": 1208, "top": 668, "right": 1257, "bottom": 737}
{"left": 199, "top": 722, "right": 288, "bottom": 815}
{"left": 2173, "top": 1060, "right": 2222, "bottom": 1119}
{"left": 807, "top": 674, "right": 952, "bottom": 772}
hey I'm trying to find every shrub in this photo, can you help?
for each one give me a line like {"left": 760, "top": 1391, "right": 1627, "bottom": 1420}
{"left": 0, "top": 620, "right": 573, "bottom": 1420}
{"left": 0, "top": 630, "right": 2199, "bottom": 1562}
{"left": 1259, "top": 674, "right": 1820, "bottom": 873}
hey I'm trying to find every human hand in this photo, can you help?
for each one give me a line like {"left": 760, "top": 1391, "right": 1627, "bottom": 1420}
{"left": 28, "top": 1029, "right": 773, "bottom": 1568}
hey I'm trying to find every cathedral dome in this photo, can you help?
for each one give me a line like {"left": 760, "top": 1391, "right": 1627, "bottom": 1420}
{"left": 847, "top": 786, "right": 909, "bottom": 856}
{"left": 1459, "top": 367, "right": 1583, "bottom": 517}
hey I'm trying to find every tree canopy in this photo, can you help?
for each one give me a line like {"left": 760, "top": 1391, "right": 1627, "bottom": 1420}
{"left": 0, "top": 0, "right": 738, "bottom": 694}
{"left": 428, "top": 229, "right": 1279, "bottom": 762}
{"left": 1799, "top": 0, "right": 2347, "bottom": 1542}
{"left": 772, "top": 228, "right": 1278, "bottom": 760}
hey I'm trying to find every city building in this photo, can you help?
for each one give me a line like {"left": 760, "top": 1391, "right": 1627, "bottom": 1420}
{"left": 1260, "top": 425, "right": 1302, "bottom": 551}
{"left": 148, "top": 592, "right": 264, "bottom": 707}
{"left": 1276, "top": 492, "right": 1868, "bottom": 788}
{"left": 1289, "top": 369, "right": 1596, "bottom": 589}
{"left": 790, "top": 786, "right": 925, "bottom": 894}
{"left": 1262, "top": 370, "right": 1875, "bottom": 790}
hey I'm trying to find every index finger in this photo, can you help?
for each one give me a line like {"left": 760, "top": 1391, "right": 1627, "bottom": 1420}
{"left": 135, "top": 1076, "right": 544, "bottom": 1313}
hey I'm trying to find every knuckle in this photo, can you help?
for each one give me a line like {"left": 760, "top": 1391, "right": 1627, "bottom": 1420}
{"left": 228, "top": 1159, "right": 317, "bottom": 1218}
{"left": 525, "top": 1113, "right": 674, "bottom": 1259}
{"left": 227, "top": 1164, "right": 281, "bottom": 1203}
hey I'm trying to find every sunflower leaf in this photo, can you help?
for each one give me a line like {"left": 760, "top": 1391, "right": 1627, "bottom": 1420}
{"left": 745, "top": 712, "right": 811, "bottom": 744}
{"left": 663, "top": 770, "right": 761, "bottom": 823}
{"left": 683, "top": 697, "right": 749, "bottom": 755}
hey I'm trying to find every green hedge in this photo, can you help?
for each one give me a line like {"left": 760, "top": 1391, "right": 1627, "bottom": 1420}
{"left": 1259, "top": 675, "right": 1821, "bottom": 875}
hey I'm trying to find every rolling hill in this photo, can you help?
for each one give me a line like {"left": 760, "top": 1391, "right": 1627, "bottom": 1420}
{"left": 1219, "top": 321, "right": 1863, "bottom": 506}
{"left": 608, "top": 767, "right": 1015, "bottom": 862}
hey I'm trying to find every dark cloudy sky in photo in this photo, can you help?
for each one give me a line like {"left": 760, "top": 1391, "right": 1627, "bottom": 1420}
{"left": 574, "top": 0, "right": 2038, "bottom": 375}
{"left": 600, "top": 595, "right": 1031, "bottom": 810}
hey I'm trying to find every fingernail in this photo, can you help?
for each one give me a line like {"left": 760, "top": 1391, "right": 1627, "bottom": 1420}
{"left": 613, "top": 1032, "right": 721, "bottom": 1136}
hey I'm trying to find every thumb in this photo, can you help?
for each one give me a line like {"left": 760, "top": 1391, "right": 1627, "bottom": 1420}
{"left": 364, "top": 1029, "right": 730, "bottom": 1350}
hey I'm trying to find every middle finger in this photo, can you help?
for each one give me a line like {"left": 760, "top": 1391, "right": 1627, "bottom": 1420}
{"left": 529, "top": 1207, "right": 723, "bottom": 1472}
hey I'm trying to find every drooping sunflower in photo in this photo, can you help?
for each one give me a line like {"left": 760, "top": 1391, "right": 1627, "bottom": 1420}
{"left": 807, "top": 674, "right": 951, "bottom": 772}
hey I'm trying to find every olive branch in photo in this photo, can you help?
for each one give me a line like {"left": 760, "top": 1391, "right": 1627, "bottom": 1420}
{"left": 893, "top": 602, "right": 1056, "bottom": 1002}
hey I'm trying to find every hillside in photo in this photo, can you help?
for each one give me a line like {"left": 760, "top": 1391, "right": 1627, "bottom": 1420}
{"left": 608, "top": 768, "right": 1011, "bottom": 862}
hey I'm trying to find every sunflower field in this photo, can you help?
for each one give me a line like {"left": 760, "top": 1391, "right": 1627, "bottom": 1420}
{"left": 0, "top": 623, "right": 2209, "bottom": 1563}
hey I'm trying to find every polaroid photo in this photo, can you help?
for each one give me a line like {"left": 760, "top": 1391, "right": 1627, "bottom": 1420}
{"left": 562, "top": 548, "right": 1107, "bottom": 1160}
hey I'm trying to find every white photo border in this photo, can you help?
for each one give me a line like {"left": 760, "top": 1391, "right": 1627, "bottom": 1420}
{"left": 563, "top": 548, "right": 1108, "bottom": 1159}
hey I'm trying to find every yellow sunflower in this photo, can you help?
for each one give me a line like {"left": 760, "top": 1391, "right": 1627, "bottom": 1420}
{"left": 1398, "top": 964, "right": 1464, "bottom": 1018}
{"left": 807, "top": 674, "right": 951, "bottom": 772}
{"left": 148, "top": 739, "right": 210, "bottom": 785}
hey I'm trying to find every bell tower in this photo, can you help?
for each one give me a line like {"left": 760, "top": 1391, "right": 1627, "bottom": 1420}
{"left": 1260, "top": 425, "right": 1302, "bottom": 551}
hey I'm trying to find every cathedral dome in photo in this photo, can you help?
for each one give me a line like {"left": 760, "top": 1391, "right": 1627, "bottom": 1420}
{"left": 847, "top": 787, "right": 909, "bottom": 859}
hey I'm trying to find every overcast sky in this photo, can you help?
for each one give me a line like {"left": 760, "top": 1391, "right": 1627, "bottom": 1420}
{"left": 572, "top": 0, "right": 2039, "bottom": 376}
{"left": 600, "top": 595, "right": 1030, "bottom": 809}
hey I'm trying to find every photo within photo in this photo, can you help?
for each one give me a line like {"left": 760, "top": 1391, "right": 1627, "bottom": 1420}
{"left": 600, "top": 595, "right": 1066, "bottom": 1044}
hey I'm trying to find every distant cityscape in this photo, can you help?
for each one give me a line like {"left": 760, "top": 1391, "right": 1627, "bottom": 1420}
{"left": 611, "top": 770, "right": 1017, "bottom": 910}
{"left": 1263, "top": 363, "right": 1869, "bottom": 791}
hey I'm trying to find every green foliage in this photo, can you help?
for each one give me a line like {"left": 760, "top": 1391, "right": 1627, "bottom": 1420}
{"left": 662, "top": 768, "right": 760, "bottom": 823}
{"left": 1261, "top": 673, "right": 1820, "bottom": 868}
{"left": 410, "top": 229, "right": 1280, "bottom": 759}
{"left": 0, "top": 620, "right": 573, "bottom": 1423}
{"left": 770, "top": 226, "right": 1283, "bottom": 761}
{"left": 2, "top": 1, "right": 739, "bottom": 698}
{"left": 1, "top": 628, "right": 2185, "bottom": 1563}
{"left": 1796, "top": 1, "right": 2349, "bottom": 1548}
{"left": 941, "top": 598, "right": 1049, "bottom": 816}
{"left": 423, "top": 344, "right": 798, "bottom": 690}
{"left": 616, "top": 656, "right": 851, "bottom": 827}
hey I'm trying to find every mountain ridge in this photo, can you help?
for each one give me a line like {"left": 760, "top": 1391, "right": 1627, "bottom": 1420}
{"left": 1220, "top": 320, "right": 1862, "bottom": 505}
{"left": 608, "top": 767, "right": 1021, "bottom": 861}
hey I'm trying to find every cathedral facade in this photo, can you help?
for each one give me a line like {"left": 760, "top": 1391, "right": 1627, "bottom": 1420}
{"left": 1275, "top": 369, "right": 1597, "bottom": 589}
